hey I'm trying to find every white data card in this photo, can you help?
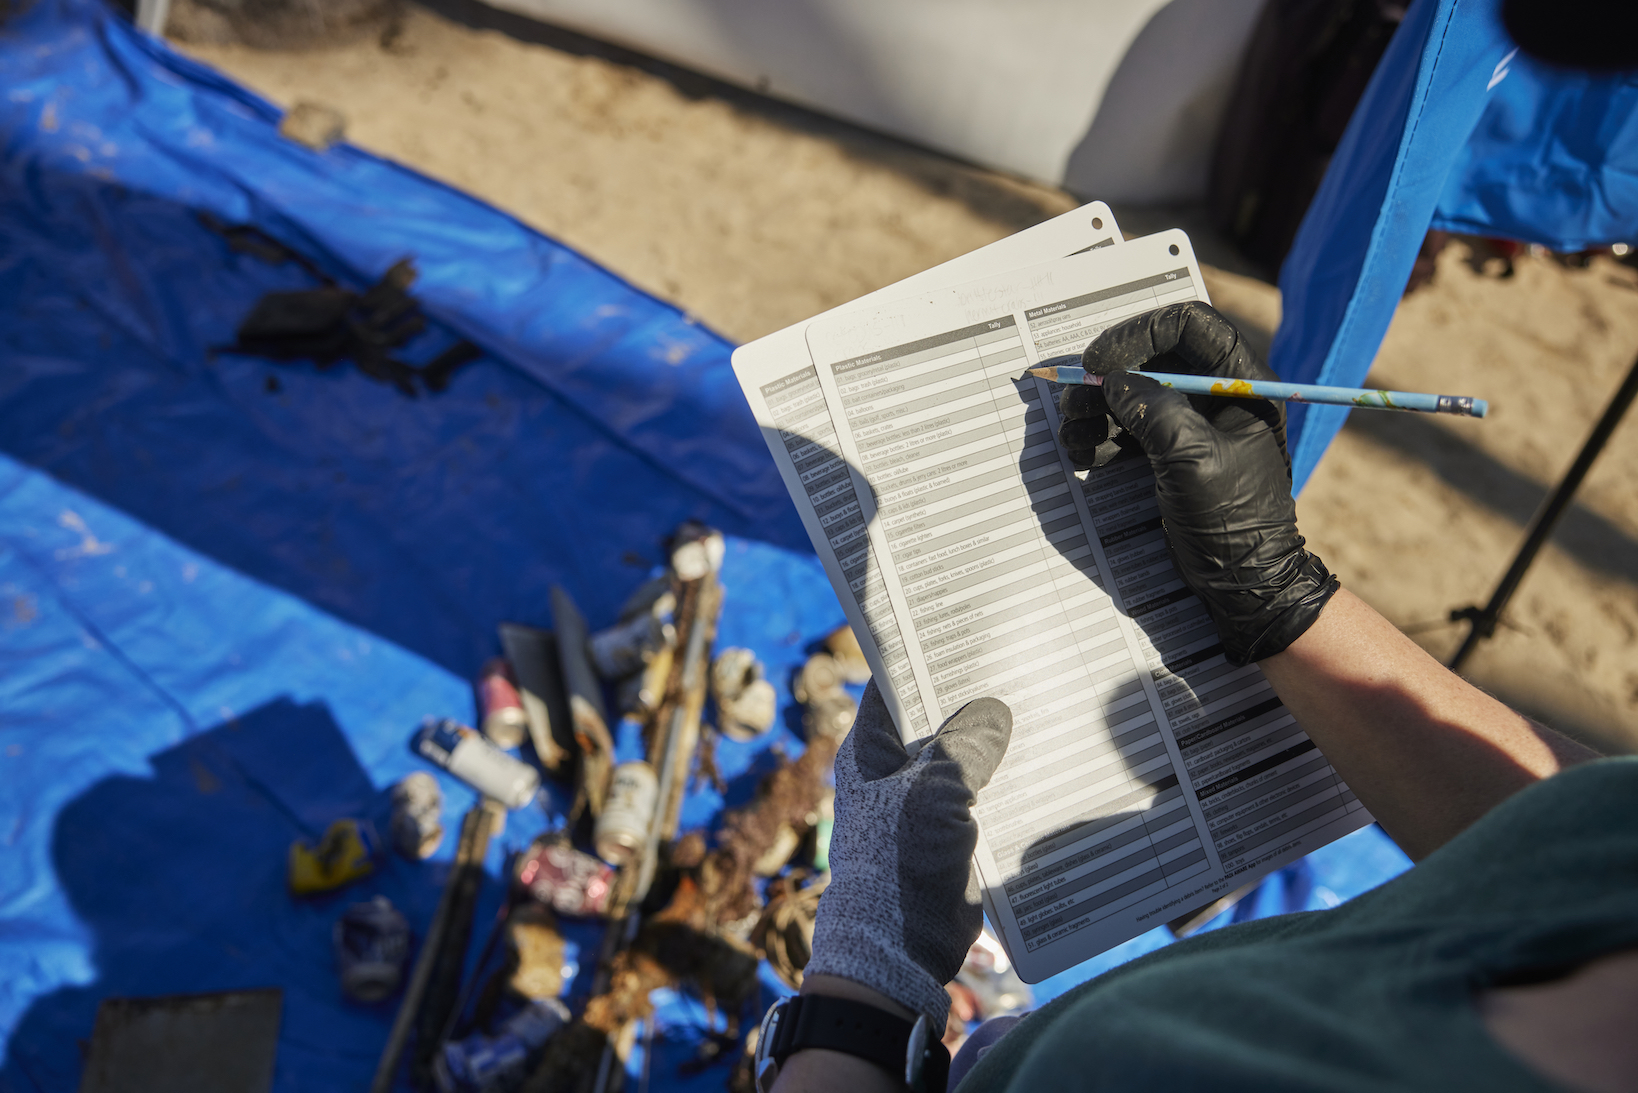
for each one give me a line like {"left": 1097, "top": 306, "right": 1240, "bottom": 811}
{"left": 732, "top": 203, "right": 1121, "bottom": 738}
{"left": 734, "top": 227, "right": 1371, "bottom": 982}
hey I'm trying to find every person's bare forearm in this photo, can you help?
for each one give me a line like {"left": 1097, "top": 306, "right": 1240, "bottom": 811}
{"left": 1259, "top": 589, "right": 1598, "bottom": 861}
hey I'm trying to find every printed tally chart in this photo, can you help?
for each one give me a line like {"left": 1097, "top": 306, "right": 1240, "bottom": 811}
{"left": 735, "top": 228, "right": 1371, "bottom": 981}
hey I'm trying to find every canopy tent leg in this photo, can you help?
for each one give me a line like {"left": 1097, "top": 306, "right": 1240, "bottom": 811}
{"left": 1448, "top": 350, "right": 1638, "bottom": 672}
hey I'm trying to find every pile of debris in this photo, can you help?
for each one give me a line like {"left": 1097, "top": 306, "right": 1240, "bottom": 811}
{"left": 281, "top": 520, "right": 864, "bottom": 1092}
{"left": 274, "top": 517, "right": 1029, "bottom": 1092}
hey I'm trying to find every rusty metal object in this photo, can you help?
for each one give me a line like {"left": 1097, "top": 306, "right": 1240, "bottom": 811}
{"left": 551, "top": 587, "right": 616, "bottom": 818}
{"left": 655, "top": 579, "right": 722, "bottom": 840}
{"left": 693, "top": 732, "right": 841, "bottom": 936}
{"left": 499, "top": 623, "right": 576, "bottom": 776}
{"left": 628, "top": 537, "right": 725, "bottom": 906}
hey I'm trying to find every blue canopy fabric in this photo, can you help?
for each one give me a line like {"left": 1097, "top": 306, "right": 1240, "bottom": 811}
{"left": 0, "top": 2, "right": 1409, "bottom": 1089}
{"left": 1274, "top": 0, "right": 1638, "bottom": 493}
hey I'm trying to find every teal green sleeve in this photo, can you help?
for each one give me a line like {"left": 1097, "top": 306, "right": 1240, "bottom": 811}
{"left": 958, "top": 757, "right": 1638, "bottom": 1093}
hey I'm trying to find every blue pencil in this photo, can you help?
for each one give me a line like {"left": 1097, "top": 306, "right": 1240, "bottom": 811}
{"left": 1026, "top": 355, "right": 1486, "bottom": 417}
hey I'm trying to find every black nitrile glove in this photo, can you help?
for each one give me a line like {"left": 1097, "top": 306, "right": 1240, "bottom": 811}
{"left": 1060, "top": 302, "right": 1339, "bottom": 664}
{"left": 1054, "top": 370, "right": 1143, "bottom": 470}
{"left": 806, "top": 682, "right": 1012, "bottom": 1026}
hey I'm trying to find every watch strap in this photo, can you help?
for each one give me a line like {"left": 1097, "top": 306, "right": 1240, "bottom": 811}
{"left": 768, "top": 994, "right": 950, "bottom": 1091}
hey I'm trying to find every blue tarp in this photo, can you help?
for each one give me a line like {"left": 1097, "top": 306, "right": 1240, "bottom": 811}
{"left": 0, "top": 2, "right": 1408, "bottom": 1089}
{"left": 1275, "top": 0, "right": 1638, "bottom": 493}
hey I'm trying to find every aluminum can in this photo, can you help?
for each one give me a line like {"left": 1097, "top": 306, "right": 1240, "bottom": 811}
{"left": 515, "top": 840, "right": 615, "bottom": 918}
{"left": 593, "top": 761, "right": 658, "bottom": 866}
{"left": 414, "top": 717, "right": 540, "bottom": 809}
{"left": 478, "top": 657, "right": 528, "bottom": 749}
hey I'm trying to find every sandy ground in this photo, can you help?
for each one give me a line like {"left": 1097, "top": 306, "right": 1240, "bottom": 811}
{"left": 176, "top": 5, "right": 1638, "bottom": 753}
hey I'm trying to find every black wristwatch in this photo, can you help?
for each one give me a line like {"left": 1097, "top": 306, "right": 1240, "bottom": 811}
{"left": 753, "top": 993, "right": 951, "bottom": 1093}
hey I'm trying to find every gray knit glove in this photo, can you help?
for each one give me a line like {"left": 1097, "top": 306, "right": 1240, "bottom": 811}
{"left": 806, "top": 682, "right": 1012, "bottom": 1026}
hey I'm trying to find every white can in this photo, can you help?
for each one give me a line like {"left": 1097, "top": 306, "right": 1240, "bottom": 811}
{"left": 414, "top": 717, "right": 540, "bottom": 809}
{"left": 594, "top": 761, "right": 659, "bottom": 866}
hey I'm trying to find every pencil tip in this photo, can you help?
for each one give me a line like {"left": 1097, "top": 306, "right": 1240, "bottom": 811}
{"left": 1025, "top": 367, "right": 1054, "bottom": 380}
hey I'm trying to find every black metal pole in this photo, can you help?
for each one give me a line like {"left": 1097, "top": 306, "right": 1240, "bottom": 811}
{"left": 1449, "top": 351, "right": 1638, "bottom": 672}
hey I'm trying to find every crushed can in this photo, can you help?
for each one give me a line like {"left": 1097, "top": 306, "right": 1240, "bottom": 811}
{"left": 478, "top": 658, "right": 529, "bottom": 749}
{"left": 334, "top": 895, "right": 411, "bottom": 1003}
{"left": 434, "top": 998, "right": 570, "bottom": 1093}
{"left": 390, "top": 771, "right": 445, "bottom": 860}
{"left": 712, "top": 648, "right": 779, "bottom": 741}
{"left": 593, "top": 761, "right": 658, "bottom": 866}
{"left": 793, "top": 652, "right": 845, "bottom": 706}
{"left": 414, "top": 717, "right": 540, "bottom": 809}
{"left": 668, "top": 522, "right": 725, "bottom": 581}
{"left": 289, "top": 818, "right": 381, "bottom": 895}
{"left": 515, "top": 839, "right": 615, "bottom": 918}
